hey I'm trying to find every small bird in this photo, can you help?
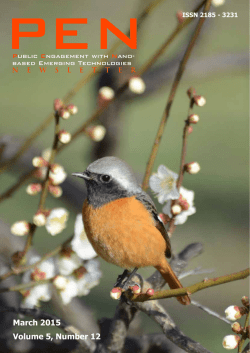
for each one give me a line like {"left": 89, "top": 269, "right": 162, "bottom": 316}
{"left": 72, "top": 156, "right": 190, "bottom": 305}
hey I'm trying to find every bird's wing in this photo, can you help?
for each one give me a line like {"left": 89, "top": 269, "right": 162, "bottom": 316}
{"left": 136, "top": 191, "right": 172, "bottom": 258}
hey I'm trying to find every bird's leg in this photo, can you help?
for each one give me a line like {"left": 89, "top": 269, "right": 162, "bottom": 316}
{"left": 114, "top": 269, "right": 130, "bottom": 288}
{"left": 114, "top": 267, "right": 139, "bottom": 289}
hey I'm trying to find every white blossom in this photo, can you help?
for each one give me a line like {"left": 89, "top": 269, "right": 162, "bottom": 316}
{"left": 11, "top": 221, "right": 30, "bottom": 236}
{"left": 163, "top": 186, "right": 196, "bottom": 225}
{"left": 56, "top": 249, "right": 82, "bottom": 275}
{"left": 76, "top": 259, "right": 102, "bottom": 296}
{"left": 46, "top": 208, "right": 69, "bottom": 236}
{"left": 71, "top": 214, "right": 97, "bottom": 260}
{"left": 21, "top": 257, "right": 56, "bottom": 308}
{"left": 149, "top": 165, "right": 179, "bottom": 203}
{"left": 49, "top": 165, "right": 67, "bottom": 185}
{"left": 58, "top": 276, "right": 78, "bottom": 305}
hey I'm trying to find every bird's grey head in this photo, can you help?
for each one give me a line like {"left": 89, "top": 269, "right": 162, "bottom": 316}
{"left": 72, "top": 157, "right": 142, "bottom": 208}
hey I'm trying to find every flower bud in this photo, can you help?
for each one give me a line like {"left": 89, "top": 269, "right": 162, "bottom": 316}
{"left": 222, "top": 335, "right": 240, "bottom": 349}
{"left": 231, "top": 322, "right": 242, "bottom": 334}
{"left": 49, "top": 165, "right": 67, "bottom": 185}
{"left": 178, "top": 195, "right": 190, "bottom": 211}
{"left": 32, "top": 157, "right": 48, "bottom": 168}
{"left": 194, "top": 95, "right": 206, "bottom": 107}
{"left": 58, "top": 130, "right": 71, "bottom": 144}
{"left": 187, "top": 87, "right": 196, "bottom": 99}
{"left": 67, "top": 104, "right": 78, "bottom": 115}
{"left": 188, "top": 114, "right": 199, "bottom": 124}
{"left": 225, "top": 305, "right": 244, "bottom": 321}
{"left": 33, "top": 212, "right": 47, "bottom": 227}
{"left": 188, "top": 126, "right": 193, "bottom": 134}
{"left": 86, "top": 125, "right": 106, "bottom": 142}
{"left": 30, "top": 268, "right": 46, "bottom": 281}
{"left": 129, "top": 76, "right": 146, "bottom": 94}
{"left": 11, "top": 221, "right": 30, "bottom": 236}
{"left": 42, "top": 148, "right": 52, "bottom": 162}
{"left": 171, "top": 204, "right": 182, "bottom": 216}
{"left": 185, "top": 162, "right": 200, "bottom": 174}
{"left": 212, "top": 0, "right": 225, "bottom": 7}
{"left": 53, "top": 99, "right": 63, "bottom": 111}
{"left": 110, "top": 287, "right": 122, "bottom": 300}
{"left": 11, "top": 251, "right": 26, "bottom": 266}
{"left": 26, "top": 183, "right": 42, "bottom": 196}
{"left": 146, "top": 288, "right": 154, "bottom": 296}
{"left": 131, "top": 285, "right": 141, "bottom": 294}
{"left": 48, "top": 185, "right": 63, "bottom": 198}
{"left": 53, "top": 275, "right": 68, "bottom": 290}
{"left": 59, "top": 108, "right": 70, "bottom": 120}
{"left": 241, "top": 296, "right": 249, "bottom": 308}
{"left": 73, "top": 266, "right": 87, "bottom": 279}
{"left": 99, "top": 86, "right": 115, "bottom": 100}
{"left": 176, "top": 11, "right": 184, "bottom": 24}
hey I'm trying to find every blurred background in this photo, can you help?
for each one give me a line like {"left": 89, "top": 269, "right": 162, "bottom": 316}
{"left": 0, "top": 0, "right": 249, "bottom": 352}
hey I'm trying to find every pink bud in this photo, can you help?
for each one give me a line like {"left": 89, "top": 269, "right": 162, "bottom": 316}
{"left": 26, "top": 183, "right": 42, "bottom": 196}
{"left": 241, "top": 296, "right": 249, "bottom": 308}
{"left": 231, "top": 322, "right": 242, "bottom": 334}
{"left": 67, "top": 104, "right": 78, "bottom": 115}
{"left": 188, "top": 114, "right": 199, "bottom": 124}
{"left": 86, "top": 125, "right": 106, "bottom": 142}
{"left": 194, "top": 95, "right": 206, "bottom": 107}
{"left": 110, "top": 287, "right": 122, "bottom": 300}
{"left": 146, "top": 288, "right": 154, "bottom": 296}
{"left": 32, "top": 157, "right": 48, "bottom": 168}
{"left": 131, "top": 285, "right": 141, "bottom": 294}
{"left": 53, "top": 99, "right": 63, "bottom": 111}
{"left": 178, "top": 195, "right": 190, "bottom": 211}
{"left": 187, "top": 87, "right": 196, "bottom": 99}
{"left": 59, "top": 108, "right": 70, "bottom": 120}
{"left": 176, "top": 11, "right": 184, "bottom": 23}
{"left": 33, "top": 211, "right": 46, "bottom": 227}
{"left": 58, "top": 130, "right": 71, "bottom": 144}
{"left": 187, "top": 126, "right": 193, "bottom": 134}
{"left": 185, "top": 162, "right": 200, "bottom": 174}
{"left": 48, "top": 185, "right": 63, "bottom": 198}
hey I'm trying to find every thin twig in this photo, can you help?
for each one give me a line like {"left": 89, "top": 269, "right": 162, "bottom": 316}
{"left": 191, "top": 300, "right": 231, "bottom": 324}
{"left": 238, "top": 311, "right": 250, "bottom": 353}
{"left": 142, "top": 0, "right": 209, "bottom": 190}
{"left": 179, "top": 267, "right": 215, "bottom": 280}
{"left": 0, "top": 278, "right": 53, "bottom": 293}
{"left": 129, "top": 268, "right": 250, "bottom": 302}
{"left": 19, "top": 113, "right": 61, "bottom": 259}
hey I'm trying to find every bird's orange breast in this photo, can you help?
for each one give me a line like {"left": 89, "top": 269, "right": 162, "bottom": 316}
{"left": 82, "top": 196, "right": 167, "bottom": 269}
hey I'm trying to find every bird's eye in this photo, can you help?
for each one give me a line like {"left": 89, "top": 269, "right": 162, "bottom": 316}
{"left": 100, "top": 174, "right": 111, "bottom": 183}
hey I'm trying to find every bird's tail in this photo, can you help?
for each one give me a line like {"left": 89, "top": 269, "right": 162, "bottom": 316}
{"left": 155, "top": 258, "right": 191, "bottom": 305}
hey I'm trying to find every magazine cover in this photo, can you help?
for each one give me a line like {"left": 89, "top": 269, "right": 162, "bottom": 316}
{"left": 0, "top": 0, "right": 249, "bottom": 352}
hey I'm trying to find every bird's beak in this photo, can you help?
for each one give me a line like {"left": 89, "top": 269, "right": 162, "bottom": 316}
{"left": 72, "top": 172, "right": 91, "bottom": 180}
